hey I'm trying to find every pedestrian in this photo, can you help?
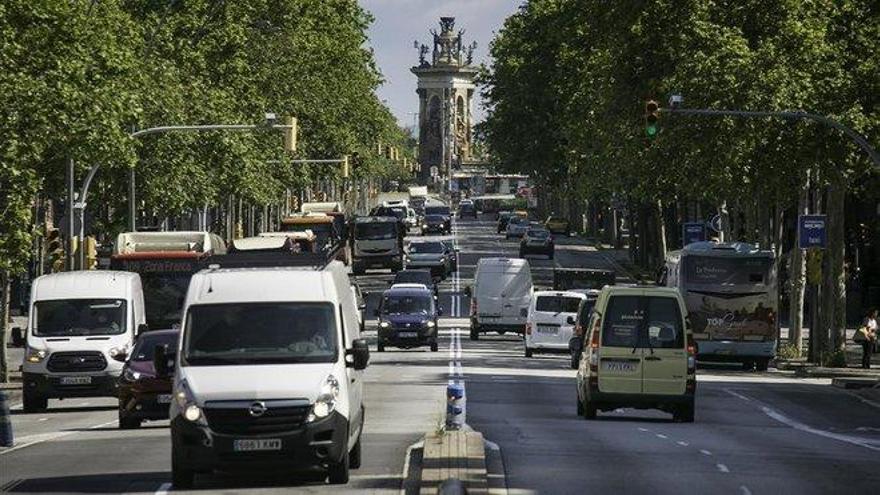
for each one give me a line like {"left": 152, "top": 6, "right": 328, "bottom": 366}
{"left": 854, "top": 308, "right": 878, "bottom": 369}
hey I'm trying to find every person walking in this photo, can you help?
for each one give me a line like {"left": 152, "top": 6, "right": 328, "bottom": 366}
{"left": 856, "top": 308, "right": 878, "bottom": 369}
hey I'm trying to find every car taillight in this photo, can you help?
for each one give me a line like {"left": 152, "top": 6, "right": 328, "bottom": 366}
{"left": 588, "top": 320, "right": 601, "bottom": 372}
{"left": 687, "top": 334, "right": 697, "bottom": 373}
{"left": 525, "top": 323, "right": 532, "bottom": 335}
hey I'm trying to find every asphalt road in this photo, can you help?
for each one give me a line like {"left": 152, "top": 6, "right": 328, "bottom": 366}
{"left": 2, "top": 214, "right": 879, "bottom": 494}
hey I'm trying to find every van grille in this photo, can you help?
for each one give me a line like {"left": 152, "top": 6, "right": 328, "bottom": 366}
{"left": 204, "top": 404, "right": 311, "bottom": 436}
{"left": 47, "top": 351, "right": 107, "bottom": 372}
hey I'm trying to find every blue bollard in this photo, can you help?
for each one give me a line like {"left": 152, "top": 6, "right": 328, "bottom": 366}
{"left": 446, "top": 383, "right": 466, "bottom": 429}
{"left": 0, "top": 390, "right": 14, "bottom": 447}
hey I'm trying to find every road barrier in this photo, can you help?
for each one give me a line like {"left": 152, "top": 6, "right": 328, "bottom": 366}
{"left": 446, "top": 383, "right": 466, "bottom": 429}
{"left": 0, "top": 391, "right": 13, "bottom": 447}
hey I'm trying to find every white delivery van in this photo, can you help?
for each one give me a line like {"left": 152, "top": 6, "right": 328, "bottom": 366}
{"left": 466, "top": 258, "right": 533, "bottom": 340}
{"left": 167, "top": 259, "right": 369, "bottom": 489}
{"left": 22, "top": 271, "right": 147, "bottom": 412}
{"left": 524, "top": 291, "right": 587, "bottom": 357}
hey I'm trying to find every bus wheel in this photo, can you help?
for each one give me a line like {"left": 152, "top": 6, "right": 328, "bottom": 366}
{"left": 755, "top": 359, "right": 769, "bottom": 372}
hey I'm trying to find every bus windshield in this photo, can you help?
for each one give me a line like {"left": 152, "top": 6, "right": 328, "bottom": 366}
{"left": 356, "top": 222, "right": 397, "bottom": 240}
{"left": 685, "top": 256, "right": 772, "bottom": 286}
{"left": 141, "top": 272, "right": 192, "bottom": 329}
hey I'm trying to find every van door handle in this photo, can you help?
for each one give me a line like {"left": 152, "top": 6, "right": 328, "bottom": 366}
{"left": 643, "top": 356, "right": 662, "bottom": 361}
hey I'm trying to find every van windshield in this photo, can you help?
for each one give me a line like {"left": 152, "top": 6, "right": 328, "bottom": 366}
{"left": 535, "top": 296, "right": 582, "bottom": 313}
{"left": 34, "top": 299, "right": 127, "bottom": 337}
{"left": 182, "top": 302, "right": 337, "bottom": 365}
{"left": 602, "top": 296, "right": 684, "bottom": 349}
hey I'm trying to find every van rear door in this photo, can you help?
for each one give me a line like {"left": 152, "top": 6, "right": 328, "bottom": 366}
{"left": 641, "top": 296, "right": 687, "bottom": 395}
{"left": 500, "top": 264, "right": 532, "bottom": 320}
{"left": 597, "top": 295, "right": 644, "bottom": 394}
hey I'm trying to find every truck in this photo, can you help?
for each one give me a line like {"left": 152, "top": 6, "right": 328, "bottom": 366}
{"left": 408, "top": 186, "right": 429, "bottom": 215}
{"left": 110, "top": 231, "right": 227, "bottom": 331}
{"left": 351, "top": 216, "right": 403, "bottom": 275}
{"left": 280, "top": 213, "right": 349, "bottom": 264}
{"left": 375, "top": 192, "right": 410, "bottom": 209}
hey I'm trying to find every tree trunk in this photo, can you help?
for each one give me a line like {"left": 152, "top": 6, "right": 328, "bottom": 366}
{"left": 655, "top": 199, "right": 668, "bottom": 267}
{"left": 788, "top": 170, "right": 811, "bottom": 356}
{"left": 0, "top": 271, "right": 10, "bottom": 383}
{"left": 827, "top": 176, "right": 847, "bottom": 354}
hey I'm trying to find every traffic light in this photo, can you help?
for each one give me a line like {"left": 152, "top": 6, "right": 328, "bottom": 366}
{"left": 645, "top": 100, "right": 660, "bottom": 138}
{"left": 283, "top": 116, "right": 298, "bottom": 152}
{"left": 46, "top": 227, "right": 65, "bottom": 272}
{"left": 84, "top": 236, "right": 98, "bottom": 270}
{"left": 342, "top": 155, "right": 350, "bottom": 179}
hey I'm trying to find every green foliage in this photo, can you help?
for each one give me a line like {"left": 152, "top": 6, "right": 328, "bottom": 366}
{"left": 776, "top": 343, "right": 802, "bottom": 361}
{"left": 481, "top": 0, "right": 879, "bottom": 207}
{"left": 821, "top": 349, "right": 848, "bottom": 368}
{"left": 0, "top": 0, "right": 409, "bottom": 273}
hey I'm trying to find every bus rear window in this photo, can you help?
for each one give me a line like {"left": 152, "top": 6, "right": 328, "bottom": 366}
{"left": 685, "top": 256, "right": 771, "bottom": 285}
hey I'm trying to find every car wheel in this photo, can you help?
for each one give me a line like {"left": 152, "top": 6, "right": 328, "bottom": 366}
{"left": 524, "top": 346, "right": 533, "bottom": 358}
{"left": 22, "top": 390, "right": 48, "bottom": 413}
{"left": 349, "top": 433, "right": 362, "bottom": 469}
{"left": 583, "top": 399, "right": 597, "bottom": 420}
{"left": 118, "top": 411, "right": 141, "bottom": 430}
{"left": 470, "top": 328, "right": 479, "bottom": 341}
{"left": 431, "top": 341, "right": 439, "bottom": 352}
{"left": 172, "top": 445, "right": 196, "bottom": 489}
{"left": 755, "top": 359, "right": 769, "bottom": 372}
{"left": 328, "top": 450, "right": 350, "bottom": 484}
{"left": 377, "top": 341, "right": 385, "bottom": 352}
{"left": 570, "top": 354, "right": 579, "bottom": 370}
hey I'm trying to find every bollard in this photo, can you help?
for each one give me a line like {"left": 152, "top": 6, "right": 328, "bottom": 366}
{"left": 446, "top": 382, "right": 466, "bottom": 430}
{"left": 0, "top": 391, "right": 14, "bottom": 447}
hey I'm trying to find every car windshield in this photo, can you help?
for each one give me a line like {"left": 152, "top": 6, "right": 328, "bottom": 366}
{"left": 577, "top": 298, "right": 597, "bottom": 323}
{"left": 395, "top": 271, "right": 433, "bottom": 286}
{"left": 182, "top": 302, "right": 337, "bottom": 365}
{"left": 34, "top": 299, "right": 126, "bottom": 337}
{"left": 601, "top": 296, "right": 684, "bottom": 349}
{"left": 382, "top": 294, "right": 433, "bottom": 315}
{"left": 356, "top": 222, "right": 396, "bottom": 240}
{"left": 141, "top": 272, "right": 192, "bottom": 329}
{"left": 409, "top": 242, "right": 444, "bottom": 254}
{"left": 535, "top": 296, "right": 582, "bottom": 313}
{"left": 527, "top": 230, "right": 550, "bottom": 238}
{"left": 425, "top": 206, "right": 451, "bottom": 216}
{"left": 131, "top": 332, "right": 179, "bottom": 361}
{"left": 425, "top": 215, "right": 445, "bottom": 222}
{"left": 509, "top": 217, "right": 526, "bottom": 225}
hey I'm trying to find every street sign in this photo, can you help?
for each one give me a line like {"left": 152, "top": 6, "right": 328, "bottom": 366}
{"left": 798, "top": 214, "right": 827, "bottom": 249}
{"left": 708, "top": 214, "right": 727, "bottom": 233}
{"left": 682, "top": 222, "right": 706, "bottom": 245}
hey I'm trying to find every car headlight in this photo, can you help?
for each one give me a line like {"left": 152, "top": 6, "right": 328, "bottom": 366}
{"left": 122, "top": 367, "right": 141, "bottom": 382}
{"left": 26, "top": 347, "right": 47, "bottom": 363}
{"left": 308, "top": 375, "right": 340, "bottom": 422}
{"left": 175, "top": 379, "right": 203, "bottom": 423}
{"left": 425, "top": 321, "right": 436, "bottom": 328}
{"left": 379, "top": 321, "right": 390, "bottom": 328}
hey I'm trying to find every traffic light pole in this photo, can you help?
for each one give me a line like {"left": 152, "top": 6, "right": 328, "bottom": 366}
{"left": 664, "top": 107, "right": 880, "bottom": 168}
{"left": 66, "top": 159, "right": 76, "bottom": 270}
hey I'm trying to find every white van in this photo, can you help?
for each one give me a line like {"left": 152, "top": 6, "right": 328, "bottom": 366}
{"left": 524, "top": 291, "right": 586, "bottom": 357}
{"left": 466, "top": 258, "right": 533, "bottom": 340}
{"left": 22, "top": 271, "right": 147, "bottom": 412}
{"left": 168, "top": 260, "right": 369, "bottom": 489}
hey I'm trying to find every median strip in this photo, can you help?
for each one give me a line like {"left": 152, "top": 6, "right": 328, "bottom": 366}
{"left": 420, "top": 429, "right": 488, "bottom": 495}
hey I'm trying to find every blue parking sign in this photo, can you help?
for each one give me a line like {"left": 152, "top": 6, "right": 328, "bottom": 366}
{"left": 798, "top": 215, "right": 826, "bottom": 249}
{"left": 682, "top": 222, "right": 706, "bottom": 245}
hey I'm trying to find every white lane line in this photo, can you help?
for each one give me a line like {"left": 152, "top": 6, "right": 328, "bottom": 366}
{"left": 37, "top": 417, "right": 48, "bottom": 422}
{"left": 716, "top": 463, "right": 730, "bottom": 473}
{"left": 637, "top": 427, "right": 650, "bottom": 432}
{"left": 700, "top": 449, "right": 713, "bottom": 456}
{"left": 677, "top": 441, "right": 689, "bottom": 447}
{"left": 740, "top": 485, "right": 753, "bottom": 495}
{"left": 726, "top": 389, "right": 880, "bottom": 452}
{"left": 153, "top": 482, "right": 171, "bottom": 495}
{"left": 656, "top": 434, "right": 667, "bottom": 439}
{"left": 0, "top": 419, "right": 118, "bottom": 456}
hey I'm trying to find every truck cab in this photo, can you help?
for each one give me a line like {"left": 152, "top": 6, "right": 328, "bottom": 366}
{"left": 351, "top": 216, "right": 403, "bottom": 275}
{"left": 22, "top": 271, "right": 147, "bottom": 412}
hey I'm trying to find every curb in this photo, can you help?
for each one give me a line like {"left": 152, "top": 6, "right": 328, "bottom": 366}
{"left": 419, "top": 429, "right": 488, "bottom": 495}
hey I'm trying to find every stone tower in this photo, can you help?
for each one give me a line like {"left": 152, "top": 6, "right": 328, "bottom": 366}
{"left": 412, "top": 17, "right": 478, "bottom": 182}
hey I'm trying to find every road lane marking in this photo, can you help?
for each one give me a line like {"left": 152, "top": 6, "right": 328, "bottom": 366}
{"left": 655, "top": 434, "right": 667, "bottom": 439}
{"left": 726, "top": 389, "right": 880, "bottom": 452}
{"left": 740, "top": 486, "right": 753, "bottom": 495}
{"left": 37, "top": 417, "right": 48, "bottom": 422}
{"left": 637, "top": 427, "right": 650, "bottom": 432}
{"left": 0, "top": 419, "right": 118, "bottom": 456}
{"left": 700, "top": 449, "right": 712, "bottom": 456}
{"left": 677, "top": 441, "right": 689, "bottom": 446}
{"left": 153, "top": 482, "right": 171, "bottom": 495}
{"left": 716, "top": 463, "right": 730, "bottom": 473}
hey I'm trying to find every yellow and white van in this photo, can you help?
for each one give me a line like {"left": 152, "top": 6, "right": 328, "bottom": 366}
{"left": 575, "top": 286, "right": 696, "bottom": 422}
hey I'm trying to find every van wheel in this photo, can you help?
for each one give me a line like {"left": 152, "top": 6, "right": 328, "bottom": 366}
{"left": 674, "top": 402, "right": 695, "bottom": 423}
{"left": 570, "top": 355, "right": 579, "bottom": 370}
{"left": 328, "top": 451, "right": 350, "bottom": 484}
{"left": 470, "top": 328, "right": 479, "bottom": 341}
{"left": 172, "top": 446, "right": 195, "bottom": 489}
{"left": 582, "top": 399, "right": 597, "bottom": 420}
{"left": 576, "top": 395, "right": 584, "bottom": 416}
{"left": 377, "top": 341, "right": 385, "bottom": 352}
{"left": 755, "top": 359, "right": 769, "bottom": 372}
{"left": 118, "top": 413, "right": 141, "bottom": 430}
{"left": 524, "top": 347, "right": 533, "bottom": 358}
{"left": 349, "top": 434, "right": 362, "bottom": 469}
{"left": 430, "top": 341, "right": 439, "bottom": 352}
{"left": 22, "top": 391, "right": 47, "bottom": 413}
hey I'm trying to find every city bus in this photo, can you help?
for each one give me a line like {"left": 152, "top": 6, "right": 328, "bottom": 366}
{"left": 661, "top": 241, "right": 778, "bottom": 370}
{"left": 110, "top": 231, "right": 227, "bottom": 330}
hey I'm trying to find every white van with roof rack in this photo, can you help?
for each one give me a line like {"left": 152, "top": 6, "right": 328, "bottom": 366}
{"left": 22, "top": 271, "right": 147, "bottom": 412}
{"left": 166, "top": 255, "right": 369, "bottom": 489}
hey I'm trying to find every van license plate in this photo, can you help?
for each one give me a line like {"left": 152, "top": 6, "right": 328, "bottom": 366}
{"left": 602, "top": 360, "right": 636, "bottom": 373}
{"left": 234, "top": 439, "right": 282, "bottom": 452}
{"left": 157, "top": 394, "right": 173, "bottom": 404}
{"left": 398, "top": 332, "right": 418, "bottom": 338}
{"left": 537, "top": 325, "right": 559, "bottom": 335}
{"left": 60, "top": 376, "right": 92, "bottom": 385}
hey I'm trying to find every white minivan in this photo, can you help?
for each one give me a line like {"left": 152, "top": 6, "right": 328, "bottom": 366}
{"left": 466, "top": 258, "right": 533, "bottom": 340}
{"left": 23, "top": 271, "right": 147, "bottom": 412}
{"left": 524, "top": 291, "right": 586, "bottom": 357}
{"left": 167, "top": 259, "right": 369, "bottom": 489}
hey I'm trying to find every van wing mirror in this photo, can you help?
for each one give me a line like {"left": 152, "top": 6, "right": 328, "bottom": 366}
{"left": 346, "top": 339, "right": 370, "bottom": 370}
{"left": 463, "top": 286, "right": 472, "bottom": 297}
{"left": 137, "top": 323, "right": 150, "bottom": 336}
{"left": 520, "top": 308, "right": 528, "bottom": 318}
{"left": 566, "top": 315, "right": 576, "bottom": 325}
{"left": 153, "top": 344, "right": 172, "bottom": 378}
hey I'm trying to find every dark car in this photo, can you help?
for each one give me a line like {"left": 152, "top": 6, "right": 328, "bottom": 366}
{"left": 421, "top": 214, "right": 451, "bottom": 235}
{"left": 376, "top": 287, "right": 441, "bottom": 352}
{"left": 520, "top": 228, "right": 555, "bottom": 258}
{"left": 441, "top": 240, "right": 459, "bottom": 272}
{"left": 393, "top": 269, "right": 438, "bottom": 298}
{"left": 116, "top": 329, "right": 178, "bottom": 429}
{"left": 567, "top": 291, "right": 600, "bottom": 369}
{"left": 497, "top": 211, "right": 514, "bottom": 233}
{"left": 458, "top": 202, "right": 477, "bottom": 219}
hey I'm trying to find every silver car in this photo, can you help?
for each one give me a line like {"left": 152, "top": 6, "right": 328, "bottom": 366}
{"left": 404, "top": 241, "right": 451, "bottom": 279}
{"left": 506, "top": 216, "right": 530, "bottom": 239}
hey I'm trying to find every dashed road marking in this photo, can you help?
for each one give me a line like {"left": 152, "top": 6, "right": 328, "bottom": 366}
{"left": 700, "top": 449, "right": 713, "bottom": 456}
{"left": 677, "top": 441, "right": 689, "bottom": 447}
{"left": 153, "top": 482, "right": 171, "bottom": 495}
{"left": 716, "top": 463, "right": 730, "bottom": 473}
{"left": 638, "top": 427, "right": 650, "bottom": 432}
{"left": 655, "top": 434, "right": 667, "bottom": 439}
{"left": 740, "top": 485, "right": 753, "bottom": 495}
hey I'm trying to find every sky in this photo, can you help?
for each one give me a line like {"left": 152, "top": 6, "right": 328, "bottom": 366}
{"left": 358, "top": 0, "right": 523, "bottom": 129}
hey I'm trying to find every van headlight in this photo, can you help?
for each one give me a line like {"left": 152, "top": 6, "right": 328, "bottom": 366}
{"left": 26, "top": 347, "right": 47, "bottom": 363}
{"left": 308, "top": 375, "right": 340, "bottom": 422}
{"left": 379, "top": 321, "right": 390, "bottom": 328}
{"left": 175, "top": 380, "right": 203, "bottom": 423}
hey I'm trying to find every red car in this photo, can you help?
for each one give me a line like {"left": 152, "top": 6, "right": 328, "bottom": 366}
{"left": 115, "top": 329, "right": 178, "bottom": 429}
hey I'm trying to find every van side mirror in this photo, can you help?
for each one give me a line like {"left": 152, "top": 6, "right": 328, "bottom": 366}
{"left": 137, "top": 323, "right": 149, "bottom": 336}
{"left": 347, "top": 339, "right": 370, "bottom": 370}
{"left": 566, "top": 315, "right": 576, "bottom": 325}
{"left": 520, "top": 308, "right": 528, "bottom": 318}
{"left": 463, "top": 286, "right": 472, "bottom": 297}
{"left": 153, "top": 344, "right": 172, "bottom": 378}
{"left": 111, "top": 349, "right": 128, "bottom": 363}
